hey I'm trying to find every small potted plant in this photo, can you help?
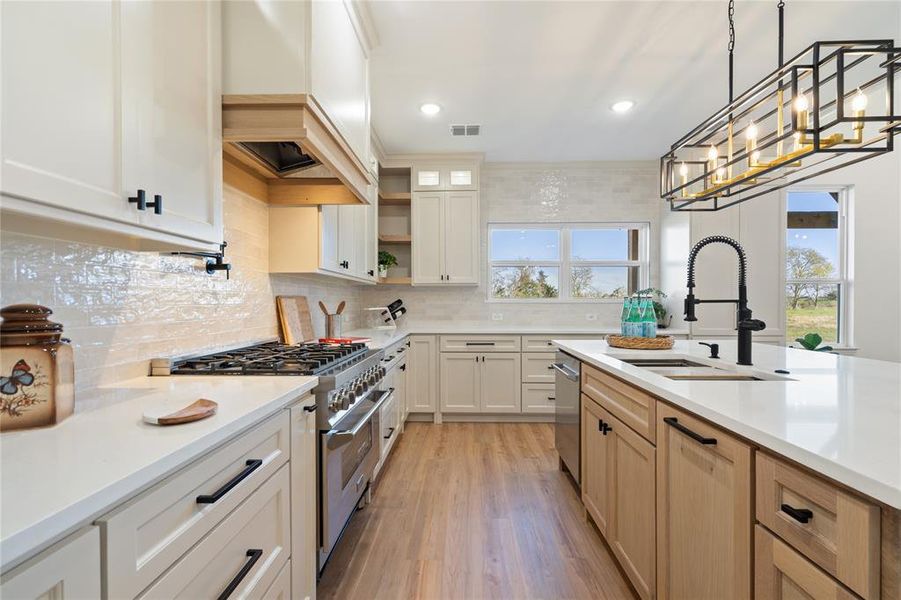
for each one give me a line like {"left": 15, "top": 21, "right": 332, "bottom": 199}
{"left": 793, "top": 332, "right": 834, "bottom": 352}
{"left": 378, "top": 250, "right": 397, "bottom": 279}
{"left": 637, "top": 288, "right": 671, "bottom": 329}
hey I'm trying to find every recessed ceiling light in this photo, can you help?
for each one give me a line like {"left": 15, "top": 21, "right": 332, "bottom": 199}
{"left": 610, "top": 100, "right": 635, "bottom": 114}
{"left": 420, "top": 103, "right": 441, "bottom": 116}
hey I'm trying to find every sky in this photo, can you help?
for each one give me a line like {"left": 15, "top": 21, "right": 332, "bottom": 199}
{"left": 786, "top": 191, "right": 840, "bottom": 276}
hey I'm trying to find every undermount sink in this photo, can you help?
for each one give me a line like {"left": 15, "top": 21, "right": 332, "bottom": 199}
{"left": 617, "top": 357, "right": 792, "bottom": 382}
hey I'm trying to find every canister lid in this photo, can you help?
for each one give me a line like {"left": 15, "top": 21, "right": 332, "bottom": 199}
{"left": 0, "top": 304, "right": 63, "bottom": 343}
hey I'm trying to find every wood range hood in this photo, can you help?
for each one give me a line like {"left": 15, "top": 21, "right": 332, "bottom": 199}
{"left": 222, "top": 94, "right": 373, "bottom": 206}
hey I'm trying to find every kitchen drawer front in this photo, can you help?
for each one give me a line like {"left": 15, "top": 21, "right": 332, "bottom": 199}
{"left": 439, "top": 335, "right": 521, "bottom": 353}
{"left": 755, "top": 525, "right": 858, "bottom": 600}
{"left": 756, "top": 452, "right": 880, "bottom": 599}
{"left": 521, "top": 352, "right": 556, "bottom": 383}
{"left": 522, "top": 383, "right": 556, "bottom": 414}
{"left": 262, "top": 559, "right": 292, "bottom": 600}
{"left": 521, "top": 334, "right": 595, "bottom": 352}
{"left": 100, "top": 411, "right": 290, "bottom": 599}
{"left": 137, "top": 464, "right": 291, "bottom": 599}
{"left": 582, "top": 364, "right": 656, "bottom": 444}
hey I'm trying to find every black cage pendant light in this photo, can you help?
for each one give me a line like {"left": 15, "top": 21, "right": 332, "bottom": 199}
{"left": 661, "top": 1, "right": 899, "bottom": 211}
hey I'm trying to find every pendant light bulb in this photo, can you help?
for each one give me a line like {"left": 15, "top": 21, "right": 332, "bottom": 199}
{"left": 679, "top": 162, "right": 689, "bottom": 177}
{"left": 851, "top": 88, "right": 868, "bottom": 112}
{"left": 794, "top": 94, "right": 809, "bottom": 112}
{"left": 707, "top": 145, "right": 718, "bottom": 162}
{"left": 746, "top": 121, "right": 758, "bottom": 140}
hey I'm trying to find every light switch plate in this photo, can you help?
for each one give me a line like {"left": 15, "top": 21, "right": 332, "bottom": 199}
{"left": 585, "top": 313, "right": 598, "bottom": 321}
{"left": 491, "top": 313, "right": 504, "bottom": 321}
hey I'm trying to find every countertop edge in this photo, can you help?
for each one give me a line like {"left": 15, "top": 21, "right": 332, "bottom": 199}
{"left": 0, "top": 378, "right": 318, "bottom": 573}
{"left": 555, "top": 342, "right": 901, "bottom": 510}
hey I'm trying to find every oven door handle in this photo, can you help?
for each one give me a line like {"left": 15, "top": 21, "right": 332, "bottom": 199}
{"left": 326, "top": 388, "right": 394, "bottom": 450}
{"left": 552, "top": 363, "right": 579, "bottom": 382}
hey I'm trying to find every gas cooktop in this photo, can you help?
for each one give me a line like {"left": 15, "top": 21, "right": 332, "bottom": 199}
{"left": 155, "top": 341, "right": 372, "bottom": 376}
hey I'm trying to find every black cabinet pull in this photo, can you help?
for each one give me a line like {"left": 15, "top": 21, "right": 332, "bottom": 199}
{"left": 547, "top": 364, "right": 555, "bottom": 370}
{"left": 147, "top": 193, "right": 163, "bottom": 215}
{"left": 598, "top": 419, "right": 606, "bottom": 434}
{"left": 128, "top": 189, "right": 147, "bottom": 211}
{"left": 781, "top": 503, "right": 814, "bottom": 524}
{"left": 216, "top": 549, "right": 263, "bottom": 600}
{"left": 446, "top": 274, "right": 450, "bottom": 281}
{"left": 663, "top": 417, "right": 717, "bottom": 445}
{"left": 547, "top": 396, "right": 556, "bottom": 401}
{"left": 400, "top": 364, "right": 406, "bottom": 371}
{"left": 465, "top": 342, "right": 495, "bottom": 346}
{"left": 384, "top": 427, "right": 396, "bottom": 440}
{"left": 340, "top": 260, "right": 349, "bottom": 269}
{"left": 303, "top": 404, "right": 317, "bottom": 413}
{"left": 368, "top": 269, "right": 374, "bottom": 276}
{"left": 196, "top": 459, "right": 263, "bottom": 504}
{"left": 440, "top": 275, "right": 445, "bottom": 281}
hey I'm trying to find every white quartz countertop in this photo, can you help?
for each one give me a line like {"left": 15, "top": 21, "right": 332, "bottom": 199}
{"left": 345, "top": 324, "right": 690, "bottom": 350}
{"left": 554, "top": 339, "right": 901, "bottom": 509}
{"left": 0, "top": 375, "right": 317, "bottom": 571}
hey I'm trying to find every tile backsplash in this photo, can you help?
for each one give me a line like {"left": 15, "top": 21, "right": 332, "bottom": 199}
{"left": 0, "top": 183, "right": 362, "bottom": 409}
{"left": 363, "top": 161, "right": 660, "bottom": 327}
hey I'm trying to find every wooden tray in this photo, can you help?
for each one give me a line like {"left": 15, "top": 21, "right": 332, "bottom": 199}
{"left": 606, "top": 334, "right": 675, "bottom": 350}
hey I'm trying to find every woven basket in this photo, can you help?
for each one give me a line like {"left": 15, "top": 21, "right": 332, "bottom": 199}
{"left": 606, "top": 334, "right": 675, "bottom": 350}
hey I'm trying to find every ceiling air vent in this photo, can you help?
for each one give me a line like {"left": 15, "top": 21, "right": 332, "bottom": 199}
{"left": 450, "top": 124, "right": 480, "bottom": 137}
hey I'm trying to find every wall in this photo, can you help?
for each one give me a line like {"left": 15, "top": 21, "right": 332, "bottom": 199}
{"left": 0, "top": 182, "right": 364, "bottom": 411}
{"left": 363, "top": 161, "right": 661, "bottom": 328}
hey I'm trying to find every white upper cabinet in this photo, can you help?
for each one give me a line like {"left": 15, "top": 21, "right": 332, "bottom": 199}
{"left": 412, "top": 191, "right": 479, "bottom": 285}
{"left": 0, "top": 0, "right": 223, "bottom": 251}
{"left": 413, "top": 162, "right": 479, "bottom": 191}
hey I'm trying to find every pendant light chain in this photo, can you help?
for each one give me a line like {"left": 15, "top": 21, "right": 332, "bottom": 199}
{"left": 728, "top": 0, "right": 735, "bottom": 104}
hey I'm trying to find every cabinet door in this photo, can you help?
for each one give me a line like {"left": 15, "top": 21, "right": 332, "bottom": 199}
{"left": 397, "top": 360, "right": 409, "bottom": 425}
{"left": 412, "top": 165, "right": 444, "bottom": 191}
{"left": 1, "top": 1, "right": 133, "bottom": 224}
{"left": 445, "top": 165, "right": 479, "bottom": 190}
{"left": 480, "top": 353, "right": 521, "bottom": 413}
{"left": 754, "top": 525, "right": 857, "bottom": 600}
{"left": 337, "top": 204, "right": 356, "bottom": 274}
{"left": 320, "top": 205, "right": 341, "bottom": 273}
{"left": 412, "top": 192, "right": 445, "bottom": 284}
{"left": 439, "top": 353, "right": 480, "bottom": 412}
{"left": 364, "top": 186, "right": 378, "bottom": 280}
{"left": 581, "top": 397, "right": 610, "bottom": 536}
{"left": 122, "top": 0, "right": 222, "bottom": 244}
{"left": 408, "top": 336, "right": 437, "bottom": 413}
{"left": 605, "top": 408, "right": 656, "bottom": 600}
{"left": 656, "top": 404, "right": 752, "bottom": 600}
{"left": 443, "top": 191, "right": 479, "bottom": 284}
{"left": 290, "top": 399, "right": 317, "bottom": 600}
{"left": 0, "top": 527, "right": 100, "bottom": 599}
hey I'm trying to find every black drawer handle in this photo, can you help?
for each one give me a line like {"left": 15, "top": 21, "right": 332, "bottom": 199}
{"left": 597, "top": 419, "right": 611, "bottom": 435}
{"left": 465, "top": 342, "right": 495, "bottom": 346}
{"left": 197, "top": 459, "right": 263, "bottom": 504}
{"left": 400, "top": 364, "right": 406, "bottom": 371}
{"left": 303, "top": 404, "right": 317, "bottom": 412}
{"left": 217, "top": 548, "right": 263, "bottom": 600}
{"left": 781, "top": 503, "right": 814, "bottom": 524}
{"left": 663, "top": 417, "right": 717, "bottom": 445}
{"left": 547, "top": 364, "right": 555, "bottom": 369}
{"left": 384, "top": 427, "right": 396, "bottom": 440}
{"left": 147, "top": 193, "right": 163, "bottom": 215}
{"left": 128, "top": 189, "right": 147, "bottom": 211}
{"left": 547, "top": 396, "right": 556, "bottom": 401}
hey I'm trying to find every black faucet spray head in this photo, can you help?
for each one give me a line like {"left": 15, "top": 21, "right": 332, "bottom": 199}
{"left": 684, "top": 290, "right": 698, "bottom": 322}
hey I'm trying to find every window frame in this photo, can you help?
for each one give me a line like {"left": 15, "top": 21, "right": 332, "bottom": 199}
{"left": 487, "top": 222, "right": 650, "bottom": 303}
{"left": 782, "top": 185, "right": 852, "bottom": 346}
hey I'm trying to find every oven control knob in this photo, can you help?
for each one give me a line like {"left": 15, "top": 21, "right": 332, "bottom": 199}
{"left": 339, "top": 390, "right": 352, "bottom": 410}
{"left": 354, "top": 381, "right": 367, "bottom": 397}
{"left": 329, "top": 394, "right": 341, "bottom": 412}
{"left": 367, "top": 371, "right": 379, "bottom": 386}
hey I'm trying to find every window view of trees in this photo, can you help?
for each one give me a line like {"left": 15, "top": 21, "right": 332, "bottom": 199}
{"left": 491, "top": 266, "right": 559, "bottom": 299}
{"left": 785, "top": 191, "right": 843, "bottom": 344}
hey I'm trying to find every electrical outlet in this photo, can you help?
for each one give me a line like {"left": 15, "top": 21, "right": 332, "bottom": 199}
{"left": 585, "top": 313, "right": 598, "bottom": 321}
{"left": 491, "top": 313, "right": 504, "bottom": 321}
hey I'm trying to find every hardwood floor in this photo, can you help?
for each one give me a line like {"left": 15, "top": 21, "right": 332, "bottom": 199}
{"left": 317, "top": 422, "right": 637, "bottom": 600}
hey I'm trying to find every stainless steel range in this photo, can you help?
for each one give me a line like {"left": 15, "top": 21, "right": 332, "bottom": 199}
{"left": 153, "top": 340, "right": 392, "bottom": 573}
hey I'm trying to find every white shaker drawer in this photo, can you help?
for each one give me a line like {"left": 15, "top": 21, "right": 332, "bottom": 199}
{"left": 521, "top": 352, "right": 556, "bottom": 383}
{"left": 99, "top": 411, "right": 290, "bottom": 599}
{"left": 522, "top": 384, "right": 556, "bottom": 414}
{"left": 261, "top": 559, "right": 292, "bottom": 600}
{"left": 521, "top": 334, "right": 597, "bottom": 352}
{"left": 136, "top": 464, "right": 291, "bottom": 599}
{"left": 439, "top": 335, "right": 521, "bottom": 352}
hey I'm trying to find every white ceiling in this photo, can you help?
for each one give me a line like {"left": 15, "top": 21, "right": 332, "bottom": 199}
{"left": 368, "top": 1, "right": 900, "bottom": 162}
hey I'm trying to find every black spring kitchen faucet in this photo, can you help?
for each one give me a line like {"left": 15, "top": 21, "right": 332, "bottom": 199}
{"left": 684, "top": 235, "right": 766, "bottom": 366}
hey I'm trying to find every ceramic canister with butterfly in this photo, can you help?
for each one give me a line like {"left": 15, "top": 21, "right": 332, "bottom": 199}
{"left": 0, "top": 304, "right": 74, "bottom": 431}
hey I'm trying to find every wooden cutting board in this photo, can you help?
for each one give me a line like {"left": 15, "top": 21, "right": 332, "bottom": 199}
{"left": 277, "top": 296, "right": 316, "bottom": 344}
{"left": 143, "top": 399, "right": 218, "bottom": 425}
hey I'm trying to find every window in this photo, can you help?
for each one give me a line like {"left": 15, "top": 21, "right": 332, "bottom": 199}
{"left": 488, "top": 224, "right": 648, "bottom": 301}
{"left": 784, "top": 189, "right": 849, "bottom": 345}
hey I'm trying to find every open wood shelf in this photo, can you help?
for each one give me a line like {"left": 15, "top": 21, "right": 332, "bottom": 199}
{"left": 378, "top": 234, "right": 412, "bottom": 244}
{"left": 378, "top": 191, "right": 411, "bottom": 206}
{"left": 378, "top": 276, "right": 412, "bottom": 285}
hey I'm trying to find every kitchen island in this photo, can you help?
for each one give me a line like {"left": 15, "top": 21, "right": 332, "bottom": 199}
{"left": 554, "top": 338, "right": 899, "bottom": 600}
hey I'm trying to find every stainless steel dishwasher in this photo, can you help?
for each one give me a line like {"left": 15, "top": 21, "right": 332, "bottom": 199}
{"left": 553, "top": 351, "right": 581, "bottom": 485}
